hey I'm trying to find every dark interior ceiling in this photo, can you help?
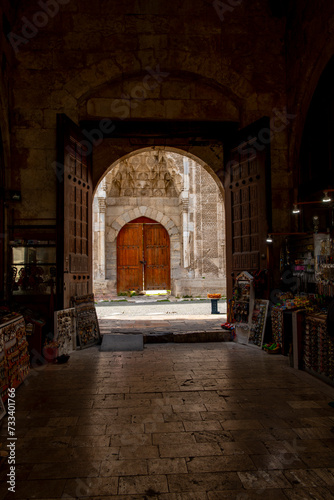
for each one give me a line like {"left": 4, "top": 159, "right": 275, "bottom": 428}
{"left": 268, "top": 0, "right": 289, "bottom": 18}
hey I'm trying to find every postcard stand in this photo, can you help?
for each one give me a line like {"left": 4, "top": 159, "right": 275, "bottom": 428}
{"left": 232, "top": 271, "right": 255, "bottom": 345}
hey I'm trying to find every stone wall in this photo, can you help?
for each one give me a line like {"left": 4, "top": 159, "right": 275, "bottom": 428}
{"left": 93, "top": 150, "right": 226, "bottom": 297}
{"left": 2, "top": 0, "right": 333, "bottom": 300}
{"left": 5, "top": 0, "right": 288, "bottom": 225}
{"left": 0, "top": 1, "right": 17, "bottom": 298}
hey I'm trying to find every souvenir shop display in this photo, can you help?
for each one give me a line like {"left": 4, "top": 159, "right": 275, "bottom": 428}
{"left": 271, "top": 306, "right": 284, "bottom": 349}
{"left": 289, "top": 235, "right": 316, "bottom": 293}
{"left": 248, "top": 299, "right": 269, "bottom": 348}
{"left": 24, "top": 317, "right": 46, "bottom": 359}
{"left": 232, "top": 271, "right": 255, "bottom": 344}
{"left": 0, "top": 397, "right": 5, "bottom": 420}
{"left": 270, "top": 293, "right": 313, "bottom": 356}
{"left": 0, "top": 312, "right": 30, "bottom": 402}
{"left": 71, "top": 294, "right": 100, "bottom": 349}
{"left": 259, "top": 209, "right": 334, "bottom": 378}
{"left": 10, "top": 242, "right": 56, "bottom": 295}
{"left": 303, "top": 313, "right": 334, "bottom": 383}
{"left": 315, "top": 235, "right": 334, "bottom": 296}
{"left": 16, "top": 321, "right": 30, "bottom": 384}
{"left": 0, "top": 355, "right": 6, "bottom": 402}
{"left": 54, "top": 308, "right": 76, "bottom": 355}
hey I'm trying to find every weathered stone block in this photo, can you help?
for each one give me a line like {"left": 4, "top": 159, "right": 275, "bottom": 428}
{"left": 112, "top": 221, "right": 122, "bottom": 231}
{"left": 115, "top": 217, "right": 126, "bottom": 227}
{"left": 122, "top": 213, "right": 132, "bottom": 223}
{"left": 100, "top": 334, "right": 143, "bottom": 352}
{"left": 165, "top": 220, "right": 175, "bottom": 230}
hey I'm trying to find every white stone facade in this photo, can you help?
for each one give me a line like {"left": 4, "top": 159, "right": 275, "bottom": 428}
{"left": 93, "top": 150, "right": 226, "bottom": 297}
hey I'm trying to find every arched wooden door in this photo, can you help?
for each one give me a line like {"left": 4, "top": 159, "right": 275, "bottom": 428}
{"left": 117, "top": 217, "right": 170, "bottom": 293}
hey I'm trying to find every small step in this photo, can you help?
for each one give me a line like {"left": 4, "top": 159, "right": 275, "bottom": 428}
{"left": 100, "top": 334, "right": 143, "bottom": 351}
{"left": 144, "top": 332, "right": 174, "bottom": 343}
{"left": 173, "top": 330, "right": 232, "bottom": 343}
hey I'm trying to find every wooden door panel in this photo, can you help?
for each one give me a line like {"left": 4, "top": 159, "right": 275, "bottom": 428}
{"left": 117, "top": 222, "right": 171, "bottom": 292}
{"left": 225, "top": 118, "right": 271, "bottom": 309}
{"left": 117, "top": 224, "right": 142, "bottom": 293}
{"left": 56, "top": 114, "right": 92, "bottom": 309}
{"left": 144, "top": 224, "right": 170, "bottom": 290}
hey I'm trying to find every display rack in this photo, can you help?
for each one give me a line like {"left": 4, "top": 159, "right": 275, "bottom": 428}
{"left": 271, "top": 306, "right": 284, "bottom": 346}
{"left": 232, "top": 271, "right": 255, "bottom": 344}
{"left": 270, "top": 305, "right": 295, "bottom": 356}
{"left": 248, "top": 299, "right": 269, "bottom": 348}
{"left": 54, "top": 308, "right": 76, "bottom": 355}
{"left": 0, "top": 312, "right": 30, "bottom": 402}
{"left": 315, "top": 235, "right": 334, "bottom": 296}
{"left": 287, "top": 234, "right": 316, "bottom": 293}
{"left": 71, "top": 294, "right": 100, "bottom": 349}
{"left": 303, "top": 313, "right": 334, "bottom": 384}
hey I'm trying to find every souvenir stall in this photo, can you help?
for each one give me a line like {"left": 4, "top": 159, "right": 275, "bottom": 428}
{"left": 0, "top": 312, "right": 30, "bottom": 402}
{"left": 43, "top": 308, "right": 77, "bottom": 363}
{"left": 43, "top": 294, "right": 100, "bottom": 362}
{"left": 231, "top": 271, "right": 255, "bottom": 344}
{"left": 248, "top": 299, "right": 269, "bottom": 348}
{"left": 267, "top": 228, "right": 334, "bottom": 384}
{"left": 7, "top": 222, "right": 57, "bottom": 357}
{"left": 226, "top": 271, "right": 269, "bottom": 348}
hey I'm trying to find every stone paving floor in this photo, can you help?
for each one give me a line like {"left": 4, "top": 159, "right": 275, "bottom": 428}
{"left": 96, "top": 299, "right": 228, "bottom": 337}
{"left": 96, "top": 298, "right": 227, "bottom": 318}
{"left": 98, "top": 318, "right": 227, "bottom": 337}
{"left": 1, "top": 343, "right": 334, "bottom": 498}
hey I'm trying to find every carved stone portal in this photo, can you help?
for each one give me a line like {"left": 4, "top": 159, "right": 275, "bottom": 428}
{"left": 106, "top": 153, "right": 179, "bottom": 198}
{"left": 94, "top": 150, "right": 226, "bottom": 297}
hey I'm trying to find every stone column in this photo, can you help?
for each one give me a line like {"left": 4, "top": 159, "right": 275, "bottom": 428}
{"left": 97, "top": 197, "right": 106, "bottom": 280}
{"left": 181, "top": 157, "right": 190, "bottom": 268}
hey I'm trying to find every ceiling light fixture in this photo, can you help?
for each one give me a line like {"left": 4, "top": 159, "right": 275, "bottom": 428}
{"left": 322, "top": 191, "right": 332, "bottom": 203}
{"left": 292, "top": 203, "right": 300, "bottom": 214}
{"left": 266, "top": 234, "right": 273, "bottom": 243}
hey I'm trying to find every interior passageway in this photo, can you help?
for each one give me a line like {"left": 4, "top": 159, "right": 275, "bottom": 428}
{"left": 1, "top": 343, "right": 334, "bottom": 498}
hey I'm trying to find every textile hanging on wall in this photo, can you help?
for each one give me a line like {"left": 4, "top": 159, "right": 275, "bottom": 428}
{"left": 54, "top": 308, "right": 76, "bottom": 355}
{"left": 248, "top": 299, "right": 269, "bottom": 348}
{"left": 0, "top": 313, "right": 30, "bottom": 402}
{"left": 71, "top": 294, "right": 100, "bottom": 349}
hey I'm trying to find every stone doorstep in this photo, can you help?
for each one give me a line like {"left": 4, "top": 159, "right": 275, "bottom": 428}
{"left": 100, "top": 334, "right": 144, "bottom": 351}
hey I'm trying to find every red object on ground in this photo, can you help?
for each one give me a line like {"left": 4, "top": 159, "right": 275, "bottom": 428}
{"left": 43, "top": 347, "right": 58, "bottom": 363}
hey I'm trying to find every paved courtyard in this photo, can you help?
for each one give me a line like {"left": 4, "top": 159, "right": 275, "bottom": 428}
{"left": 96, "top": 298, "right": 227, "bottom": 318}
{"left": 96, "top": 299, "right": 228, "bottom": 337}
{"left": 1, "top": 342, "right": 334, "bottom": 499}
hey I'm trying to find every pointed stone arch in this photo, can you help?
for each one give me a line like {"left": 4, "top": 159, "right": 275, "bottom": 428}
{"left": 110, "top": 206, "right": 179, "bottom": 238}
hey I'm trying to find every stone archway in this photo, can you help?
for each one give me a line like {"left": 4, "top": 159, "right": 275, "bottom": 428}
{"left": 110, "top": 206, "right": 179, "bottom": 237}
{"left": 93, "top": 149, "right": 226, "bottom": 298}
